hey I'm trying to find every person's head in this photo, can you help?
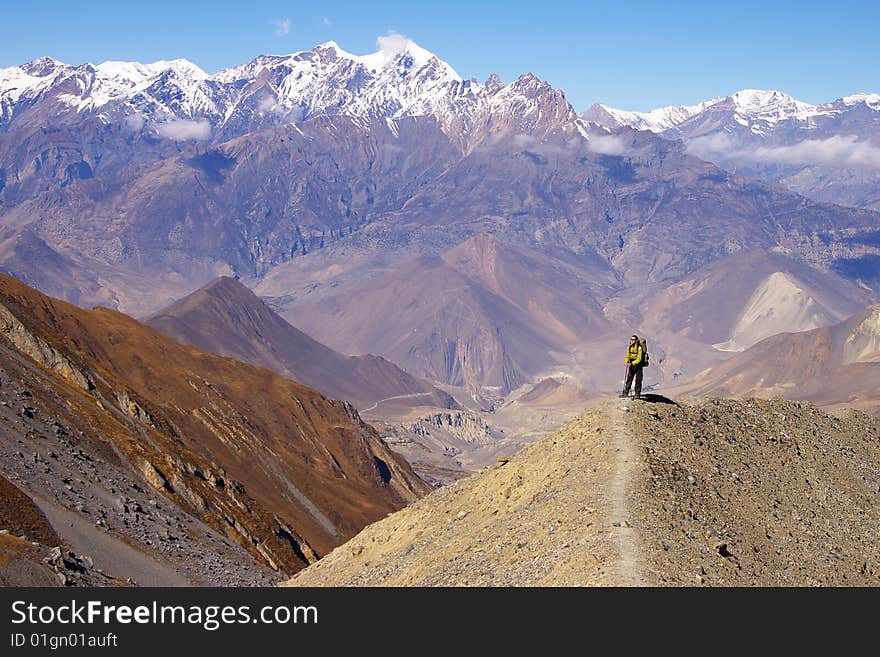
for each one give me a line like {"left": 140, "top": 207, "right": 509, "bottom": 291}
{"left": 630, "top": 335, "right": 638, "bottom": 344}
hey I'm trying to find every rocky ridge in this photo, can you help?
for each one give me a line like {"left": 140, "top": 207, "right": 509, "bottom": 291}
{"left": 287, "top": 397, "right": 880, "bottom": 586}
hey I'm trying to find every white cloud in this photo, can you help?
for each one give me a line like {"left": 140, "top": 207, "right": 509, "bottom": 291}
{"left": 587, "top": 135, "right": 629, "bottom": 155}
{"left": 256, "top": 97, "right": 299, "bottom": 120}
{"left": 752, "top": 135, "right": 880, "bottom": 169}
{"left": 272, "top": 18, "right": 291, "bottom": 37}
{"left": 124, "top": 113, "right": 145, "bottom": 132}
{"left": 156, "top": 119, "right": 211, "bottom": 141}
{"left": 257, "top": 97, "right": 280, "bottom": 114}
{"left": 685, "top": 133, "right": 735, "bottom": 160}
{"left": 323, "top": 17, "right": 333, "bottom": 26}
{"left": 687, "top": 133, "right": 880, "bottom": 170}
{"left": 377, "top": 31, "right": 410, "bottom": 60}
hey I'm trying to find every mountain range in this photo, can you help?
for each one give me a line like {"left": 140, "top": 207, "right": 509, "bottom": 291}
{"left": 2, "top": 37, "right": 880, "bottom": 587}
{"left": 0, "top": 39, "right": 879, "bottom": 484}
{"left": 586, "top": 89, "right": 880, "bottom": 211}
{"left": 668, "top": 303, "right": 880, "bottom": 415}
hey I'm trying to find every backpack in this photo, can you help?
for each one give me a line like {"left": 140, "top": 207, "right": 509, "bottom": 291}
{"left": 639, "top": 338, "right": 650, "bottom": 367}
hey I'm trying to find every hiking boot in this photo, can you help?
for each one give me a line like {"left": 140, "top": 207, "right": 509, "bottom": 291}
{"left": 618, "top": 393, "right": 629, "bottom": 398}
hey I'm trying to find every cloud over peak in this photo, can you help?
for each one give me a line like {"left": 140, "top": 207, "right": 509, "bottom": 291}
{"left": 272, "top": 18, "right": 291, "bottom": 37}
{"left": 156, "top": 119, "right": 211, "bottom": 141}
{"left": 688, "top": 133, "right": 880, "bottom": 170}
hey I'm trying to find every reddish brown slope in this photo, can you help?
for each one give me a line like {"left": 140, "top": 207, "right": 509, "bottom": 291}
{"left": 0, "top": 273, "right": 428, "bottom": 574}
{"left": 0, "top": 473, "right": 59, "bottom": 546}
{"left": 146, "top": 276, "right": 456, "bottom": 410}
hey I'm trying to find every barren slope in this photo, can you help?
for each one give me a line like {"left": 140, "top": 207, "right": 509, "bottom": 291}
{"left": 287, "top": 397, "right": 880, "bottom": 586}
{"left": 278, "top": 234, "right": 616, "bottom": 395}
{"left": 0, "top": 273, "right": 428, "bottom": 581}
{"left": 146, "top": 276, "right": 455, "bottom": 410}
{"left": 668, "top": 305, "right": 880, "bottom": 415}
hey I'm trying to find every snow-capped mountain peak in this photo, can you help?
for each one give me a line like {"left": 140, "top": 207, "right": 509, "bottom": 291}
{"left": 584, "top": 97, "right": 723, "bottom": 133}
{"left": 96, "top": 59, "right": 208, "bottom": 86}
{"left": 19, "top": 56, "right": 66, "bottom": 77}
{"left": 725, "top": 88, "right": 819, "bottom": 127}
{"left": 0, "top": 42, "right": 574, "bottom": 144}
{"left": 837, "top": 92, "right": 880, "bottom": 110}
{"left": 585, "top": 88, "right": 871, "bottom": 136}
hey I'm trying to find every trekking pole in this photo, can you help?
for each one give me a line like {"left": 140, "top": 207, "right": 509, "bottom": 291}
{"left": 622, "top": 364, "right": 629, "bottom": 397}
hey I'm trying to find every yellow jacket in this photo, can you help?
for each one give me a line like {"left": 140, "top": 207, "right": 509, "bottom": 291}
{"left": 626, "top": 342, "right": 644, "bottom": 366}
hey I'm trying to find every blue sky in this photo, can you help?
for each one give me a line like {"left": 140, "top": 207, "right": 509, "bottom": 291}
{"left": 2, "top": 0, "right": 878, "bottom": 111}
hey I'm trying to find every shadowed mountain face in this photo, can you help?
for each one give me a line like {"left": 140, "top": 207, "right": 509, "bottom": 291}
{"left": 0, "top": 273, "right": 428, "bottom": 579}
{"left": 668, "top": 305, "right": 880, "bottom": 415}
{"left": 146, "top": 276, "right": 456, "bottom": 410}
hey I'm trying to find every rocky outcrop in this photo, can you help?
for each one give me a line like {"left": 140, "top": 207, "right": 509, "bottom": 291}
{"left": 0, "top": 301, "right": 93, "bottom": 390}
{"left": 408, "top": 411, "right": 495, "bottom": 446}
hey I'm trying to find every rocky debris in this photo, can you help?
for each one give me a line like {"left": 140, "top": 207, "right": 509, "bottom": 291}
{"left": 631, "top": 397, "right": 880, "bottom": 586}
{"left": 0, "top": 533, "right": 126, "bottom": 587}
{"left": 0, "top": 364, "right": 280, "bottom": 586}
{"left": 42, "top": 545, "right": 121, "bottom": 587}
{"left": 287, "top": 398, "right": 880, "bottom": 587}
{"left": 0, "top": 274, "right": 428, "bottom": 582}
{"left": 375, "top": 406, "right": 519, "bottom": 486}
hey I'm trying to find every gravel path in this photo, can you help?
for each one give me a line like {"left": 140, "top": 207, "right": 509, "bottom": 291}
{"left": 29, "top": 491, "right": 192, "bottom": 587}
{"left": 608, "top": 402, "right": 646, "bottom": 585}
{"left": 287, "top": 397, "right": 880, "bottom": 587}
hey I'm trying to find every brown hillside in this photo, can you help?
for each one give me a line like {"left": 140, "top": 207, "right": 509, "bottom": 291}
{"left": 0, "top": 473, "right": 59, "bottom": 546}
{"left": 286, "top": 397, "right": 880, "bottom": 586}
{"left": 146, "top": 276, "right": 455, "bottom": 410}
{"left": 0, "top": 273, "right": 428, "bottom": 576}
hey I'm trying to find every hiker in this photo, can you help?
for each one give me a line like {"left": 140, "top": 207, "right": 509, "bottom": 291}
{"left": 621, "top": 334, "right": 646, "bottom": 399}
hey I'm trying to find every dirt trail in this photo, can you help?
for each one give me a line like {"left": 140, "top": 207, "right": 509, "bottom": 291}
{"left": 607, "top": 402, "right": 647, "bottom": 585}
{"left": 287, "top": 398, "right": 880, "bottom": 587}
{"left": 288, "top": 401, "right": 653, "bottom": 586}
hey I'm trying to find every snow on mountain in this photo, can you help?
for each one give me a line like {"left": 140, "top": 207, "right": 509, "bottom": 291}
{"left": 588, "top": 89, "right": 880, "bottom": 135}
{"left": 1, "top": 56, "right": 212, "bottom": 120}
{"left": 584, "top": 97, "right": 723, "bottom": 133}
{"left": 725, "top": 89, "right": 820, "bottom": 129}
{"left": 210, "top": 38, "right": 474, "bottom": 134}
{"left": 0, "top": 39, "right": 586, "bottom": 147}
{"left": 587, "top": 88, "right": 880, "bottom": 210}
{"left": 96, "top": 59, "right": 208, "bottom": 89}
{"left": 835, "top": 93, "right": 880, "bottom": 111}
